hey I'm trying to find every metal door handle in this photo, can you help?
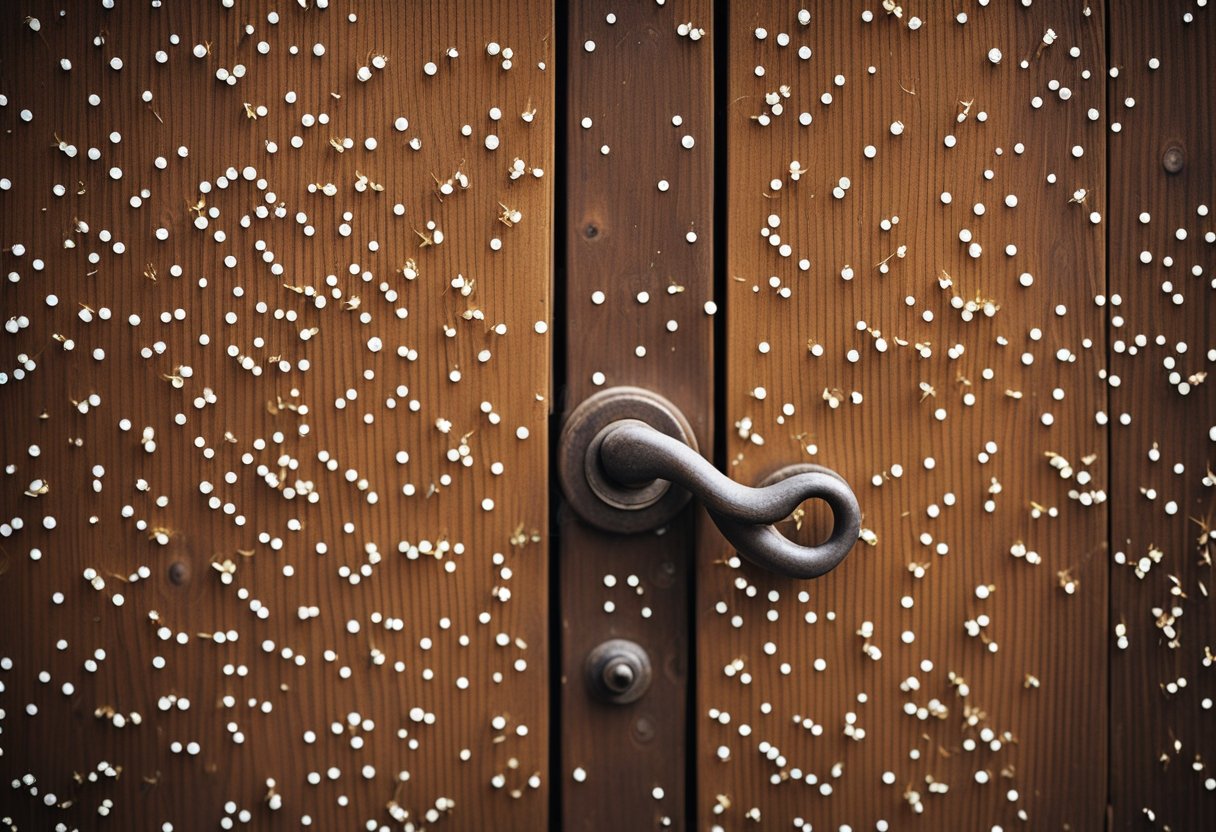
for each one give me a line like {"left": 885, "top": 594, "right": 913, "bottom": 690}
{"left": 559, "top": 387, "right": 861, "bottom": 579}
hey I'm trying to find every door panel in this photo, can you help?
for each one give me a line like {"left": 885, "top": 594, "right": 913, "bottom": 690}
{"left": 704, "top": 4, "right": 1108, "bottom": 828}
{"left": 3, "top": 3, "right": 1214, "bottom": 829}
{"left": 1108, "top": 5, "right": 1215, "bottom": 828}
{"left": 0, "top": 2, "right": 551, "bottom": 828}
{"left": 560, "top": 1, "right": 713, "bottom": 827}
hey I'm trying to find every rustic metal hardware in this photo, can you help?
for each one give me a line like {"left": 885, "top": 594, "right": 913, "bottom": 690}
{"left": 559, "top": 387, "right": 862, "bottom": 579}
{"left": 585, "top": 639, "right": 653, "bottom": 704}
{"left": 558, "top": 387, "right": 698, "bottom": 535}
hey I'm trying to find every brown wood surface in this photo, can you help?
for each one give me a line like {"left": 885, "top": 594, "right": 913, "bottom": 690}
{"left": 1107, "top": 3, "right": 1216, "bottom": 829}
{"left": 0, "top": 2, "right": 552, "bottom": 829}
{"left": 705, "top": 4, "right": 1109, "bottom": 829}
{"left": 559, "top": 1, "right": 714, "bottom": 828}
{"left": 2, "top": 3, "right": 1214, "bottom": 830}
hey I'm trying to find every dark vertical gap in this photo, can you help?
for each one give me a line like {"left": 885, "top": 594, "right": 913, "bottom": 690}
{"left": 549, "top": 0, "right": 569, "bottom": 828}
{"left": 711, "top": 0, "right": 729, "bottom": 467}
{"left": 1102, "top": 1, "right": 1114, "bottom": 826}
{"left": 685, "top": 0, "right": 731, "bottom": 828}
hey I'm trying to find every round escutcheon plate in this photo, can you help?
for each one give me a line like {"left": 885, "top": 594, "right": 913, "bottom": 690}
{"left": 558, "top": 386, "right": 697, "bottom": 535}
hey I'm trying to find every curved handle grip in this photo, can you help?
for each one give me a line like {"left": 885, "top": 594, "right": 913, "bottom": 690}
{"left": 598, "top": 420, "right": 861, "bottom": 579}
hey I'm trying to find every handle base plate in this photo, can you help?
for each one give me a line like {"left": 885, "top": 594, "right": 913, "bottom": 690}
{"left": 558, "top": 387, "right": 697, "bottom": 534}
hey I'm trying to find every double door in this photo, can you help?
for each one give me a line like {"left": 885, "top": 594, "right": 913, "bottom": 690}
{"left": 1, "top": 2, "right": 1212, "bottom": 830}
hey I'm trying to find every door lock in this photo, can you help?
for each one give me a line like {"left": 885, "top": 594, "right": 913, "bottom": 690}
{"left": 585, "top": 639, "right": 653, "bottom": 704}
{"left": 559, "top": 386, "right": 862, "bottom": 579}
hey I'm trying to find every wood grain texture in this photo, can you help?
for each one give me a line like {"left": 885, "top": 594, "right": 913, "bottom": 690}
{"left": 0, "top": 2, "right": 552, "bottom": 828}
{"left": 2, "top": 3, "right": 1211, "bottom": 829}
{"left": 560, "top": 0, "right": 713, "bottom": 828}
{"left": 1107, "top": 3, "right": 1216, "bottom": 829}
{"left": 704, "top": 4, "right": 1108, "bottom": 829}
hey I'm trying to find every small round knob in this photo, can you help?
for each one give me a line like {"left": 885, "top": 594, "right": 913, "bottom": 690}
{"left": 603, "top": 660, "right": 635, "bottom": 692}
{"left": 585, "top": 639, "right": 652, "bottom": 704}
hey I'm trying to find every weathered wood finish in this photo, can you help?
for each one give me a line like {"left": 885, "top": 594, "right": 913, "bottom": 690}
{"left": 2, "top": 2, "right": 1214, "bottom": 830}
{"left": 0, "top": 2, "right": 552, "bottom": 828}
{"left": 705, "top": 4, "right": 1109, "bottom": 828}
{"left": 1108, "top": 4, "right": 1216, "bottom": 828}
{"left": 560, "top": 1, "right": 713, "bottom": 828}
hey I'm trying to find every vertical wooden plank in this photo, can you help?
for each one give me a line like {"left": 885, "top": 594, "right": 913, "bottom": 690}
{"left": 1108, "top": 4, "right": 1216, "bottom": 828}
{"left": 0, "top": 1, "right": 552, "bottom": 828}
{"left": 561, "top": 0, "right": 713, "bottom": 827}
{"left": 705, "top": 4, "right": 1107, "bottom": 829}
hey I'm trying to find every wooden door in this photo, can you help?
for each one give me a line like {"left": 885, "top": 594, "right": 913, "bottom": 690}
{"left": 707, "top": 3, "right": 1109, "bottom": 829}
{"left": 559, "top": 0, "right": 713, "bottom": 827}
{"left": 2, "top": 3, "right": 1213, "bottom": 831}
{"left": 1107, "top": 2, "right": 1216, "bottom": 827}
{"left": 697, "top": 3, "right": 1213, "bottom": 830}
{"left": 1, "top": 2, "right": 553, "bottom": 829}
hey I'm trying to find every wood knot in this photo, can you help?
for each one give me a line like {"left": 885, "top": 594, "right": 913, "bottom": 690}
{"left": 1162, "top": 145, "right": 1185, "bottom": 174}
